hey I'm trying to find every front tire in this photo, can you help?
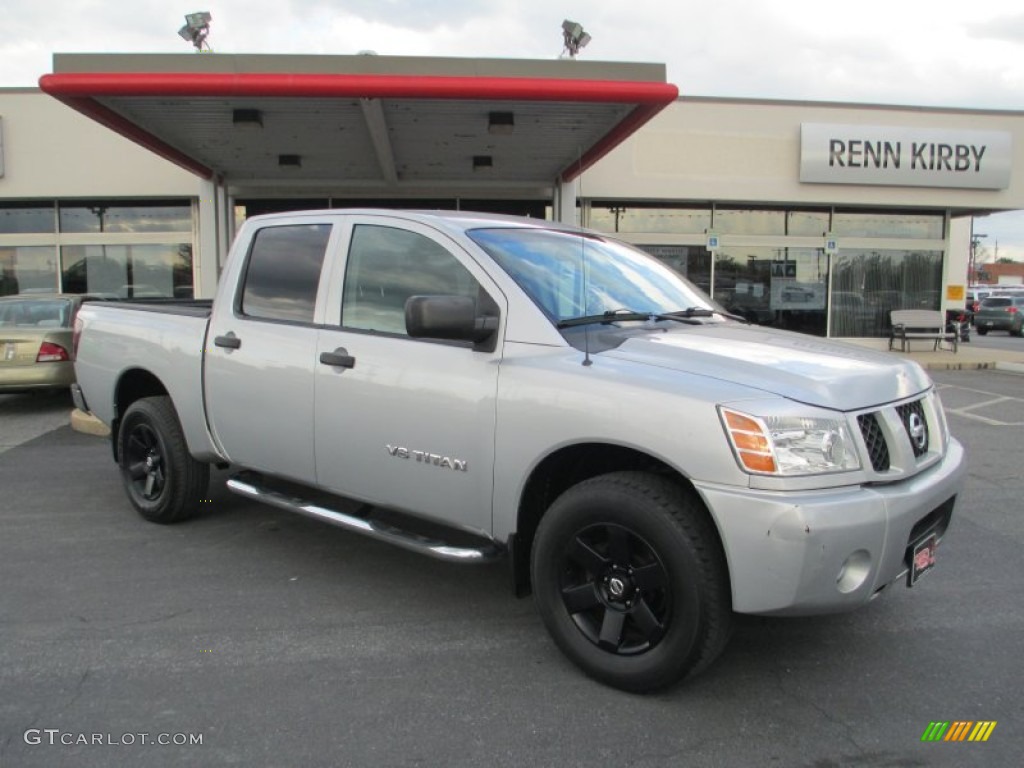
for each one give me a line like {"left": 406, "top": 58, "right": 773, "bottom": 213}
{"left": 531, "top": 472, "right": 732, "bottom": 692}
{"left": 117, "top": 396, "right": 209, "bottom": 524}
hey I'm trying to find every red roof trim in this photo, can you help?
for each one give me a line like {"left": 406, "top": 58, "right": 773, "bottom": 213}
{"left": 39, "top": 72, "right": 678, "bottom": 181}
{"left": 39, "top": 72, "right": 677, "bottom": 104}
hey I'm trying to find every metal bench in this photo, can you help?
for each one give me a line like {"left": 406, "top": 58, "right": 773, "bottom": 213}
{"left": 888, "top": 309, "right": 958, "bottom": 353}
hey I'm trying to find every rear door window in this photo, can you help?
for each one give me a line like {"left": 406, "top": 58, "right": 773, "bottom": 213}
{"left": 239, "top": 224, "right": 332, "bottom": 323}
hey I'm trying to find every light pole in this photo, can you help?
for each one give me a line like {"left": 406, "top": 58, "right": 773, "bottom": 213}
{"left": 970, "top": 232, "right": 988, "bottom": 284}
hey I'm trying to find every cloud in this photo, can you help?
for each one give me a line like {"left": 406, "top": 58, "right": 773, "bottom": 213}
{"left": 968, "top": 13, "right": 1024, "bottom": 43}
{"left": 300, "top": 0, "right": 493, "bottom": 30}
{"left": 978, "top": 211, "right": 1024, "bottom": 261}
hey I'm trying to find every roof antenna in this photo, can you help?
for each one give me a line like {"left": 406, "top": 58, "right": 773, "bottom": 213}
{"left": 576, "top": 146, "right": 592, "bottom": 367}
{"left": 581, "top": 239, "right": 592, "bottom": 367}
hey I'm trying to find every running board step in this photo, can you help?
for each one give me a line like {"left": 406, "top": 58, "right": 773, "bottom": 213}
{"left": 226, "top": 473, "right": 503, "bottom": 564}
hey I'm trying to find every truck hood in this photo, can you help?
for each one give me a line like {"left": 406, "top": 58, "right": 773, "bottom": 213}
{"left": 602, "top": 324, "right": 931, "bottom": 411}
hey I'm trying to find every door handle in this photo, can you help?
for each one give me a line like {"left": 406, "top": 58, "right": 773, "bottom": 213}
{"left": 214, "top": 333, "right": 241, "bottom": 349}
{"left": 319, "top": 348, "right": 356, "bottom": 369}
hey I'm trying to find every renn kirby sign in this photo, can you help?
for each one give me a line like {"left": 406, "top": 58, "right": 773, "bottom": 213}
{"left": 800, "top": 123, "right": 1012, "bottom": 190}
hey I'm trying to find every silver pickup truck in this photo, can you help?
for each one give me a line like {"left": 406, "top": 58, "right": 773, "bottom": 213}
{"left": 72, "top": 210, "right": 965, "bottom": 692}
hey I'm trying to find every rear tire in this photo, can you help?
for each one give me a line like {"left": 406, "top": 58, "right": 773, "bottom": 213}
{"left": 117, "top": 396, "right": 209, "bottom": 524}
{"left": 531, "top": 471, "right": 732, "bottom": 693}
{"left": 977, "top": 328, "right": 988, "bottom": 335}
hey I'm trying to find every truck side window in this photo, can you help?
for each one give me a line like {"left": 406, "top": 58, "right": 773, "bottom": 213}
{"left": 239, "top": 224, "right": 332, "bottom": 323}
{"left": 341, "top": 225, "right": 482, "bottom": 335}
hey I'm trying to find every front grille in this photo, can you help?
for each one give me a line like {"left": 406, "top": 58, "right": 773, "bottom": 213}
{"left": 896, "top": 399, "right": 929, "bottom": 457}
{"left": 857, "top": 413, "right": 890, "bottom": 472}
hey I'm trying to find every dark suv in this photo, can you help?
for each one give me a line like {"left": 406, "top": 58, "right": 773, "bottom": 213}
{"left": 975, "top": 296, "right": 1024, "bottom": 336}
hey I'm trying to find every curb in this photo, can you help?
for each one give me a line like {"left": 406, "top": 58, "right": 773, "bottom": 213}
{"left": 918, "top": 360, "right": 1000, "bottom": 371}
{"left": 916, "top": 360, "right": 1024, "bottom": 373}
{"left": 70, "top": 408, "right": 111, "bottom": 438}
{"left": 996, "top": 361, "right": 1024, "bottom": 375}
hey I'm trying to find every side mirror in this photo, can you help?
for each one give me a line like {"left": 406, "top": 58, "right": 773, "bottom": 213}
{"left": 405, "top": 295, "right": 498, "bottom": 350}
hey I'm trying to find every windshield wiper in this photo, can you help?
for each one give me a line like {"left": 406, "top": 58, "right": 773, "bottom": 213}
{"left": 660, "top": 307, "right": 751, "bottom": 323}
{"left": 557, "top": 306, "right": 750, "bottom": 329}
{"left": 556, "top": 309, "right": 653, "bottom": 329}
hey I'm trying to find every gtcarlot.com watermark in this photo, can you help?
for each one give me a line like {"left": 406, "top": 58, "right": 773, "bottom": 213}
{"left": 24, "top": 729, "right": 203, "bottom": 747}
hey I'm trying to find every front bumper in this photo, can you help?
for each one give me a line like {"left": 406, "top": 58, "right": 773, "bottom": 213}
{"left": 695, "top": 437, "right": 966, "bottom": 616}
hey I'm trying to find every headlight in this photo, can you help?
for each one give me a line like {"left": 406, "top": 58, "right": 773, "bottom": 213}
{"left": 719, "top": 407, "right": 861, "bottom": 476}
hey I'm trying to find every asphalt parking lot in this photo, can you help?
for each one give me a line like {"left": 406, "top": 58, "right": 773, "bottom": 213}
{"left": 1, "top": 370, "right": 1022, "bottom": 768}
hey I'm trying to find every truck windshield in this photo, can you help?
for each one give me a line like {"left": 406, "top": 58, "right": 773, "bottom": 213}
{"left": 467, "top": 227, "right": 719, "bottom": 326}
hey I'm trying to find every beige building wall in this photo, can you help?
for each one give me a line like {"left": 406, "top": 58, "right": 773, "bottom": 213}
{"left": 0, "top": 89, "right": 200, "bottom": 197}
{"left": 578, "top": 97, "right": 1024, "bottom": 212}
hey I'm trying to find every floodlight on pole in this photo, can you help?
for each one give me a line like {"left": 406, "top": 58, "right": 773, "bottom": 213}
{"left": 561, "top": 19, "right": 591, "bottom": 59}
{"left": 178, "top": 11, "right": 212, "bottom": 52}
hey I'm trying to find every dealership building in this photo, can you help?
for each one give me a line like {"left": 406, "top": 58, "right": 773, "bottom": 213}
{"left": 1, "top": 53, "right": 1022, "bottom": 338}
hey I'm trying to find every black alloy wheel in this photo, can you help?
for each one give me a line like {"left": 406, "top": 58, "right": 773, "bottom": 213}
{"left": 532, "top": 471, "right": 733, "bottom": 693}
{"left": 123, "top": 421, "right": 167, "bottom": 502}
{"left": 117, "top": 396, "right": 209, "bottom": 524}
{"left": 558, "top": 523, "right": 671, "bottom": 655}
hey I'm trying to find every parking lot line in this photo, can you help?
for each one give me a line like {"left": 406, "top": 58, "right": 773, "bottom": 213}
{"left": 935, "top": 383, "right": 1024, "bottom": 427}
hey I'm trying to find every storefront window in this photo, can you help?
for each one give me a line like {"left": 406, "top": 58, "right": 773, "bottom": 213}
{"left": 638, "top": 245, "right": 711, "bottom": 296}
{"left": 712, "top": 246, "right": 828, "bottom": 335}
{"left": 0, "top": 246, "right": 59, "bottom": 296}
{"left": 712, "top": 208, "right": 785, "bottom": 236}
{"left": 772, "top": 248, "right": 828, "bottom": 335}
{"left": 712, "top": 247, "right": 776, "bottom": 324}
{"left": 0, "top": 203, "right": 55, "bottom": 234}
{"left": 589, "top": 204, "right": 711, "bottom": 234}
{"left": 832, "top": 211, "right": 943, "bottom": 239}
{"left": 59, "top": 200, "right": 192, "bottom": 234}
{"left": 60, "top": 244, "right": 194, "bottom": 298}
{"left": 830, "top": 249, "right": 943, "bottom": 337}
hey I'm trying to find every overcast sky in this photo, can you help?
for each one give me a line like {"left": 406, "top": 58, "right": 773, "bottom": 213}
{"left": 3, "top": 0, "right": 1022, "bottom": 260}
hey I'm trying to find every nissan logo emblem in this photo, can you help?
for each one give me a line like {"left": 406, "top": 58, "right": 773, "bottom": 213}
{"left": 908, "top": 412, "right": 927, "bottom": 451}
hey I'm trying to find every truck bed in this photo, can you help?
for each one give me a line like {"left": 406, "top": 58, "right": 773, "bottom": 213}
{"left": 74, "top": 300, "right": 220, "bottom": 461}
{"left": 96, "top": 298, "right": 213, "bottom": 318}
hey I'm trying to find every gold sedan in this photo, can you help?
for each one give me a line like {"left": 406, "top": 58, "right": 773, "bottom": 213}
{"left": 0, "top": 294, "right": 102, "bottom": 393}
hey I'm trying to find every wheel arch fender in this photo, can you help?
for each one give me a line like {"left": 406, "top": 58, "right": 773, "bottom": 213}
{"left": 111, "top": 368, "right": 170, "bottom": 461}
{"left": 510, "top": 442, "right": 727, "bottom": 599}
